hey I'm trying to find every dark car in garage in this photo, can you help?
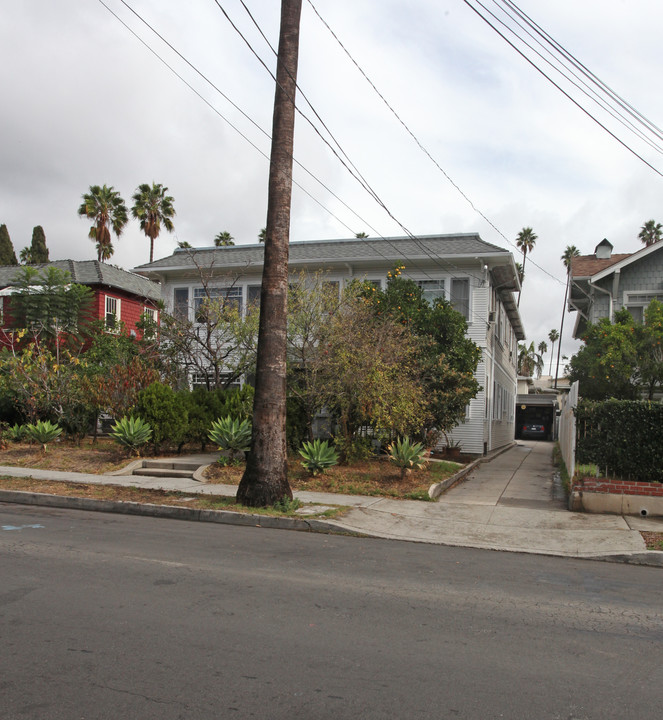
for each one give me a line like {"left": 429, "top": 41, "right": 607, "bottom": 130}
{"left": 520, "top": 422, "right": 546, "bottom": 439}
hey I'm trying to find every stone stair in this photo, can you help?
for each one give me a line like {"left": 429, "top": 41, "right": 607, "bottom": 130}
{"left": 131, "top": 459, "right": 202, "bottom": 480}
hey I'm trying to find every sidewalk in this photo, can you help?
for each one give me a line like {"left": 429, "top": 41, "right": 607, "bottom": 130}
{"left": 1, "top": 441, "right": 662, "bottom": 565}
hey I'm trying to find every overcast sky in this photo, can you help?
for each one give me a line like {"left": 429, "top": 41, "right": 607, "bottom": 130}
{"left": 2, "top": 0, "right": 663, "bottom": 370}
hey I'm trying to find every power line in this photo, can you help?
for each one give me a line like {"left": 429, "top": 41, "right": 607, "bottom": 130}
{"left": 461, "top": 0, "right": 663, "bottom": 178}
{"left": 99, "top": 0, "right": 511, "bottom": 326}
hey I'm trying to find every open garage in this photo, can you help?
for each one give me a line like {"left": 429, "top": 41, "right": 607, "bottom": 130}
{"left": 515, "top": 395, "right": 557, "bottom": 441}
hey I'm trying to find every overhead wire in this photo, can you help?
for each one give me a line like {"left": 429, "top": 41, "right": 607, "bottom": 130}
{"left": 460, "top": 0, "right": 663, "bottom": 179}
{"left": 100, "top": 0, "right": 513, "bottom": 327}
{"left": 223, "top": 0, "right": 503, "bottom": 304}
{"left": 304, "top": 0, "right": 569, "bottom": 291}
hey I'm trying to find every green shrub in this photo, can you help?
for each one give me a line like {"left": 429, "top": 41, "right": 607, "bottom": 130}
{"left": 25, "top": 419, "right": 62, "bottom": 451}
{"left": 135, "top": 381, "right": 188, "bottom": 453}
{"left": 576, "top": 399, "right": 663, "bottom": 481}
{"left": 208, "top": 416, "right": 252, "bottom": 462}
{"left": 334, "top": 435, "right": 374, "bottom": 465}
{"left": 299, "top": 439, "right": 340, "bottom": 476}
{"left": 110, "top": 416, "right": 152, "bottom": 455}
{"left": 387, "top": 436, "right": 427, "bottom": 480}
{"left": 7, "top": 423, "right": 29, "bottom": 442}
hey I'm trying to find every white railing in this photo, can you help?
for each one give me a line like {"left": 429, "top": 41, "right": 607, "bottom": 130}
{"left": 558, "top": 381, "right": 578, "bottom": 478}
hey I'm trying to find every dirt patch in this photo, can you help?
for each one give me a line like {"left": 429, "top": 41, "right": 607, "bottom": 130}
{"left": 641, "top": 531, "right": 663, "bottom": 551}
{"left": 0, "top": 476, "right": 343, "bottom": 518}
{"left": 204, "top": 456, "right": 463, "bottom": 500}
{"left": 0, "top": 438, "right": 130, "bottom": 474}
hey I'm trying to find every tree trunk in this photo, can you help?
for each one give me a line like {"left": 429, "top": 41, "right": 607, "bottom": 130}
{"left": 555, "top": 273, "right": 570, "bottom": 388}
{"left": 237, "top": 0, "right": 302, "bottom": 507}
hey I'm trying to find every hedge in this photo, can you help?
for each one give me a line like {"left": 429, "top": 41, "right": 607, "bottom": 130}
{"left": 575, "top": 399, "right": 663, "bottom": 482}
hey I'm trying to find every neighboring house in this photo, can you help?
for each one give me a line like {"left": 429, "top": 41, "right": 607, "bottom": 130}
{"left": 569, "top": 238, "right": 663, "bottom": 338}
{"left": 0, "top": 260, "right": 161, "bottom": 342}
{"left": 135, "top": 233, "right": 525, "bottom": 455}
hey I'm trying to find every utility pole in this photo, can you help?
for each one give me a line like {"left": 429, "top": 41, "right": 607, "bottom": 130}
{"left": 237, "top": 0, "right": 302, "bottom": 507}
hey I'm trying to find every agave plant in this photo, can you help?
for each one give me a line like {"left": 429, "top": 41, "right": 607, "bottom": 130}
{"left": 299, "top": 439, "right": 340, "bottom": 476}
{"left": 25, "top": 420, "right": 62, "bottom": 452}
{"left": 7, "top": 423, "right": 29, "bottom": 442}
{"left": 110, "top": 416, "right": 153, "bottom": 455}
{"left": 387, "top": 436, "right": 427, "bottom": 480}
{"left": 208, "top": 416, "right": 252, "bottom": 463}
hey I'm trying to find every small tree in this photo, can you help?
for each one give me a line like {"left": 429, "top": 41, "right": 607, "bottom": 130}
{"left": 0, "top": 224, "right": 18, "bottom": 265}
{"left": 135, "top": 381, "right": 188, "bottom": 453}
{"left": 10, "top": 266, "right": 94, "bottom": 345}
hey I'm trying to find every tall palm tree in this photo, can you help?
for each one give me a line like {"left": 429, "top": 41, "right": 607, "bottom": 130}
{"left": 537, "top": 341, "right": 548, "bottom": 378}
{"left": 555, "top": 245, "right": 581, "bottom": 387}
{"left": 516, "top": 227, "right": 537, "bottom": 307}
{"left": 548, "top": 328, "right": 559, "bottom": 374}
{"left": 214, "top": 231, "right": 235, "bottom": 247}
{"left": 237, "top": 0, "right": 302, "bottom": 508}
{"left": 638, "top": 219, "right": 663, "bottom": 247}
{"left": 131, "top": 182, "right": 176, "bottom": 263}
{"left": 78, "top": 184, "right": 128, "bottom": 262}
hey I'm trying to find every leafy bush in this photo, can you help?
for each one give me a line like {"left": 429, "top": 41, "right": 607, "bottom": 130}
{"left": 135, "top": 381, "right": 188, "bottom": 453}
{"left": 208, "top": 416, "right": 252, "bottom": 463}
{"left": 25, "top": 419, "right": 62, "bottom": 451}
{"left": 387, "top": 436, "right": 427, "bottom": 480}
{"left": 299, "top": 439, "right": 340, "bottom": 476}
{"left": 6, "top": 423, "right": 29, "bottom": 442}
{"left": 110, "top": 416, "right": 152, "bottom": 455}
{"left": 333, "top": 435, "right": 374, "bottom": 465}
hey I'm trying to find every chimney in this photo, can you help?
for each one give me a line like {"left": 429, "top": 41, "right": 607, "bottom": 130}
{"left": 595, "top": 238, "right": 613, "bottom": 259}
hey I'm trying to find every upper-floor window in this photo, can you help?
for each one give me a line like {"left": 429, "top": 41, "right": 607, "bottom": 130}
{"left": 141, "top": 306, "right": 158, "bottom": 338}
{"left": 450, "top": 277, "right": 470, "bottom": 320}
{"left": 193, "top": 286, "right": 242, "bottom": 323}
{"left": 173, "top": 287, "right": 189, "bottom": 321}
{"left": 418, "top": 279, "right": 445, "bottom": 304}
{"left": 624, "top": 291, "right": 663, "bottom": 323}
{"left": 247, "top": 284, "right": 261, "bottom": 311}
{"left": 105, "top": 296, "right": 120, "bottom": 332}
{"left": 417, "top": 277, "right": 471, "bottom": 320}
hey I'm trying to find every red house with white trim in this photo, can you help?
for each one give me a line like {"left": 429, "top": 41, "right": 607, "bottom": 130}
{"left": 0, "top": 260, "right": 161, "bottom": 344}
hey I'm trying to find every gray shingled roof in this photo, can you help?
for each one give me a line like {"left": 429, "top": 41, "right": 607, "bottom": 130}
{"left": 135, "top": 233, "right": 510, "bottom": 272}
{"left": 0, "top": 260, "right": 161, "bottom": 301}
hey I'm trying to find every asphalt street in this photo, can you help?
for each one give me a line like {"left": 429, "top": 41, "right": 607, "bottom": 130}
{"left": 2, "top": 503, "right": 662, "bottom": 719}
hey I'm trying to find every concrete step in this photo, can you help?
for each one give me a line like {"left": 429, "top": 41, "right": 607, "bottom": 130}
{"left": 132, "top": 467, "right": 196, "bottom": 479}
{"left": 141, "top": 460, "right": 202, "bottom": 472}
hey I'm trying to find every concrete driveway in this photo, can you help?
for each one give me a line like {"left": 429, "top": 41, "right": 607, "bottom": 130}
{"left": 444, "top": 440, "right": 565, "bottom": 510}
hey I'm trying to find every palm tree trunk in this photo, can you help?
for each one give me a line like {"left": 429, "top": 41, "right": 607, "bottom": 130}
{"left": 237, "top": 0, "right": 302, "bottom": 507}
{"left": 517, "top": 252, "right": 527, "bottom": 307}
{"left": 555, "top": 273, "right": 570, "bottom": 388}
{"left": 548, "top": 340, "right": 555, "bottom": 375}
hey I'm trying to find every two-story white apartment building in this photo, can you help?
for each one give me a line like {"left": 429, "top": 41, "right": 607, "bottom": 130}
{"left": 136, "top": 233, "right": 525, "bottom": 455}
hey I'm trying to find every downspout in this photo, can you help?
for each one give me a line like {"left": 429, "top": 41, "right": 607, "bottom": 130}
{"left": 587, "top": 277, "right": 613, "bottom": 322}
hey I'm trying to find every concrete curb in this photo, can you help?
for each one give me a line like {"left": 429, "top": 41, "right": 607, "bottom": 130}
{"left": 428, "top": 442, "right": 517, "bottom": 500}
{"left": 0, "top": 489, "right": 359, "bottom": 537}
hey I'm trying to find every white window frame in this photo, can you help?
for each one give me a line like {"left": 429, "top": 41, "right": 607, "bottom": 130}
{"left": 105, "top": 295, "right": 120, "bottom": 333}
{"left": 193, "top": 286, "right": 242, "bottom": 322}
{"left": 623, "top": 291, "right": 663, "bottom": 323}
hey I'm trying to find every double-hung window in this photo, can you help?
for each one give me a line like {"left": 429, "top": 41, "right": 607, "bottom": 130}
{"left": 450, "top": 278, "right": 470, "bottom": 320}
{"left": 418, "top": 279, "right": 445, "bottom": 305}
{"left": 105, "top": 296, "right": 120, "bottom": 332}
{"left": 193, "top": 286, "right": 242, "bottom": 323}
{"left": 173, "top": 288, "right": 190, "bottom": 320}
